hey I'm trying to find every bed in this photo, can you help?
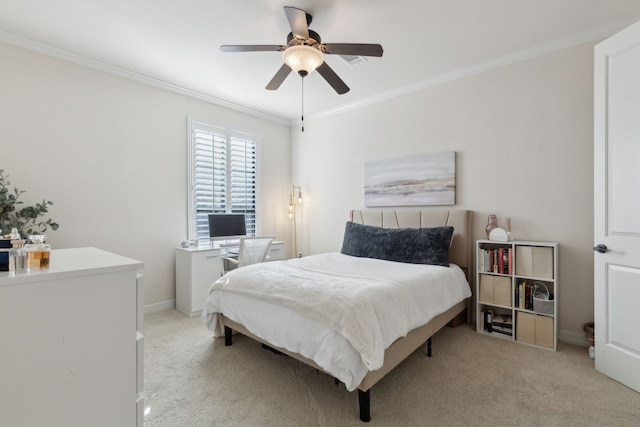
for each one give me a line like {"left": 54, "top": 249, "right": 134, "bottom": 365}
{"left": 202, "top": 209, "right": 472, "bottom": 422}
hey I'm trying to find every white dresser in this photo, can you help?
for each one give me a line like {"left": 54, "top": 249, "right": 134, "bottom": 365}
{"left": 0, "top": 247, "right": 144, "bottom": 427}
{"left": 175, "top": 241, "right": 285, "bottom": 317}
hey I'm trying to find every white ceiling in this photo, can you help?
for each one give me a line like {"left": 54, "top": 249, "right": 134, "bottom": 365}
{"left": 2, "top": 1, "right": 640, "bottom": 124}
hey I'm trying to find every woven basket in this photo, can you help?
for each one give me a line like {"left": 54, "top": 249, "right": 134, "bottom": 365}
{"left": 582, "top": 322, "right": 595, "bottom": 346}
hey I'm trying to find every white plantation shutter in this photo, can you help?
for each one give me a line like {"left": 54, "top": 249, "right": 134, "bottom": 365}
{"left": 188, "top": 118, "right": 259, "bottom": 241}
{"left": 229, "top": 135, "right": 257, "bottom": 233}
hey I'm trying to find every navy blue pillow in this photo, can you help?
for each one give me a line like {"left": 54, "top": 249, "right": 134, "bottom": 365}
{"left": 340, "top": 222, "right": 453, "bottom": 266}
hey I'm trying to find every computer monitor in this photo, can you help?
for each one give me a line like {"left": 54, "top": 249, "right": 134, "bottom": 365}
{"left": 208, "top": 213, "right": 247, "bottom": 242}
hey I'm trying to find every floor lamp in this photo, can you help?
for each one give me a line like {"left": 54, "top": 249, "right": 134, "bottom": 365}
{"left": 288, "top": 185, "right": 302, "bottom": 257}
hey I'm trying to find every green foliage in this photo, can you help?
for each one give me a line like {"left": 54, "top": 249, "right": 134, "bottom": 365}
{"left": 0, "top": 169, "right": 59, "bottom": 239}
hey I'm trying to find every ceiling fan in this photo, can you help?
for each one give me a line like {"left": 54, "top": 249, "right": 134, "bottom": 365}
{"left": 220, "top": 6, "right": 383, "bottom": 95}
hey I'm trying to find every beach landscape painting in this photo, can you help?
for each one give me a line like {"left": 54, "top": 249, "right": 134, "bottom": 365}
{"left": 364, "top": 152, "right": 456, "bottom": 207}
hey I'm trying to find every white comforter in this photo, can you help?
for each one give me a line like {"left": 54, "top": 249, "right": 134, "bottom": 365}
{"left": 202, "top": 253, "right": 470, "bottom": 389}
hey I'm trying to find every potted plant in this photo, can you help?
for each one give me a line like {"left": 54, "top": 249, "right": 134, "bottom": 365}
{"left": 0, "top": 169, "right": 59, "bottom": 239}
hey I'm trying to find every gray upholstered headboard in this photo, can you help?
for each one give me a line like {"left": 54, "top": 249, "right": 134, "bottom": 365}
{"left": 349, "top": 209, "right": 472, "bottom": 275}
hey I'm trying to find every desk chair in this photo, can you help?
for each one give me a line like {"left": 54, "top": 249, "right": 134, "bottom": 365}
{"left": 222, "top": 236, "right": 275, "bottom": 268}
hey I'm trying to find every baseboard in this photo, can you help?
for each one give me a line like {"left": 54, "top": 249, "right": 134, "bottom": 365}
{"left": 472, "top": 323, "right": 589, "bottom": 348}
{"left": 559, "top": 329, "right": 588, "bottom": 347}
{"left": 144, "top": 300, "right": 175, "bottom": 314}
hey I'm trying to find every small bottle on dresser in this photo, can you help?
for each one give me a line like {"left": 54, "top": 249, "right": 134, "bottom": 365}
{"left": 9, "top": 239, "right": 27, "bottom": 274}
{"left": 25, "top": 235, "right": 50, "bottom": 270}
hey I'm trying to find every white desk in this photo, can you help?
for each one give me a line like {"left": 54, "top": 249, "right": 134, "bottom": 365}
{"left": 175, "top": 241, "right": 285, "bottom": 317}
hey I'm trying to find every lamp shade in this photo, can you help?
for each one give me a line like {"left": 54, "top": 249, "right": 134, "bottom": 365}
{"left": 283, "top": 45, "right": 323, "bottom": 75}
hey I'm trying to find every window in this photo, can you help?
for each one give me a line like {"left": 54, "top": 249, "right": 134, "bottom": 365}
{"left": 188, "top": 118, "right": 259, "bottom": 242}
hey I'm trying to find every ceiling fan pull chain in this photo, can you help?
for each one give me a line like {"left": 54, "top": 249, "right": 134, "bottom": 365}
{"left": 301, "top": 76, "right": 305, "bottom": 132}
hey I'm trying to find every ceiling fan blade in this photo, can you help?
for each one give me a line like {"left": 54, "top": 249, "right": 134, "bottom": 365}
{"left": 284, "top": 6, "right": 309, "bottom": 40}
{"left": 322, "top": 43, "right": 383, "bottom": 57}
{"left": 266, "top": 64, "right": 292, "bottom": 90}
{"left": 316, "top": 62, "right": 350, "bottom": 95}
{"left": 220, "top": 45, "right": 286, "bottom": 53}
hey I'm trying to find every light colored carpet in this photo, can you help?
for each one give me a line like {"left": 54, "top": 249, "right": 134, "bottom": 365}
{"left": 143, "top": 309, "right": 639, "bottom": 426}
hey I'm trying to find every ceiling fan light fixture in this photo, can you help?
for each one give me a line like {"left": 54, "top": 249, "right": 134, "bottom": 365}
{"left": 283, "top": 45, "right": 323, "bottom": 76}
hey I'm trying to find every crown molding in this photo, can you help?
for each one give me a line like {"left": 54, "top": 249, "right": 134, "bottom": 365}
{"left": 0, "top": 30, "right": 290, "bottom": 126}
{"left": 305, "top": 17, "right": 640, "bottom": 123}
{"left": 3, "top": 15, "right": 638, "bottom": 129}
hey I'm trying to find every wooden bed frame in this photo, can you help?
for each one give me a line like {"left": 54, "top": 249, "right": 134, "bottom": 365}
{"left": 221, "top": 209, "right": 473, "bottom": 422}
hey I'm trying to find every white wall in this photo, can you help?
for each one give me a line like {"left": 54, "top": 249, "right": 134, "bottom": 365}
{"left": 291, "top": 43, "right": 595, "bottom": 341}
{"left": 0, "top": 42, "right": 291, "bottom": 308}
{"left": 0, "top": 38, "right": 597, "bottom": 340}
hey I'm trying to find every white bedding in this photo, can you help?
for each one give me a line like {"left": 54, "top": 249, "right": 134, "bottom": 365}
{"left": 202, "top": 252, "right": 471, "bottom": 391}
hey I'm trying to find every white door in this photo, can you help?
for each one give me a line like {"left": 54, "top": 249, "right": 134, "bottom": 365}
{"left": 594, "top": 20, "right": 640, "bottom": 392}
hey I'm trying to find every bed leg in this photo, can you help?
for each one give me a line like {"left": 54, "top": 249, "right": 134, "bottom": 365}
{"left": 427, "top": 337, "right": 432, "bottom": 358}
{"left": 224, "top": 326, "right": 232, "bottom": 346}
{"left": 358, "top": 389, "right": 371, "bottom": 422}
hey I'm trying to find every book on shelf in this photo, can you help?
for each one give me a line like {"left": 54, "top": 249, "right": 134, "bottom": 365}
{"left": 517, "top": 281, "right": 524, "bottom": 308}
{"left": 481, "top": 310, "right": 513, "bottom": 336}
{"left": 492, "top": 320, "right": 513, "bottom": 329}
{"left": 492, "top": 313, "right": 513, "bottom": 326}
{"left": 490, "top": 313, "right": 513, "bottom": 336}
{"left": 515, "top": 281, "right": 537, "bottom": 310}
{"left": 490, "top": 326, "right": 513, "bottom": 336}
{"left": 479, "top": 247, "right": 512, "bottom": 274}
{"left": 482, "top": 310, "right": 493, "bottom": 332}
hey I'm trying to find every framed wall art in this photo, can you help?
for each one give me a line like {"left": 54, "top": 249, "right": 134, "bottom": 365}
{"left": 364, "top": 151, "right": 456, "bottom": 207}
